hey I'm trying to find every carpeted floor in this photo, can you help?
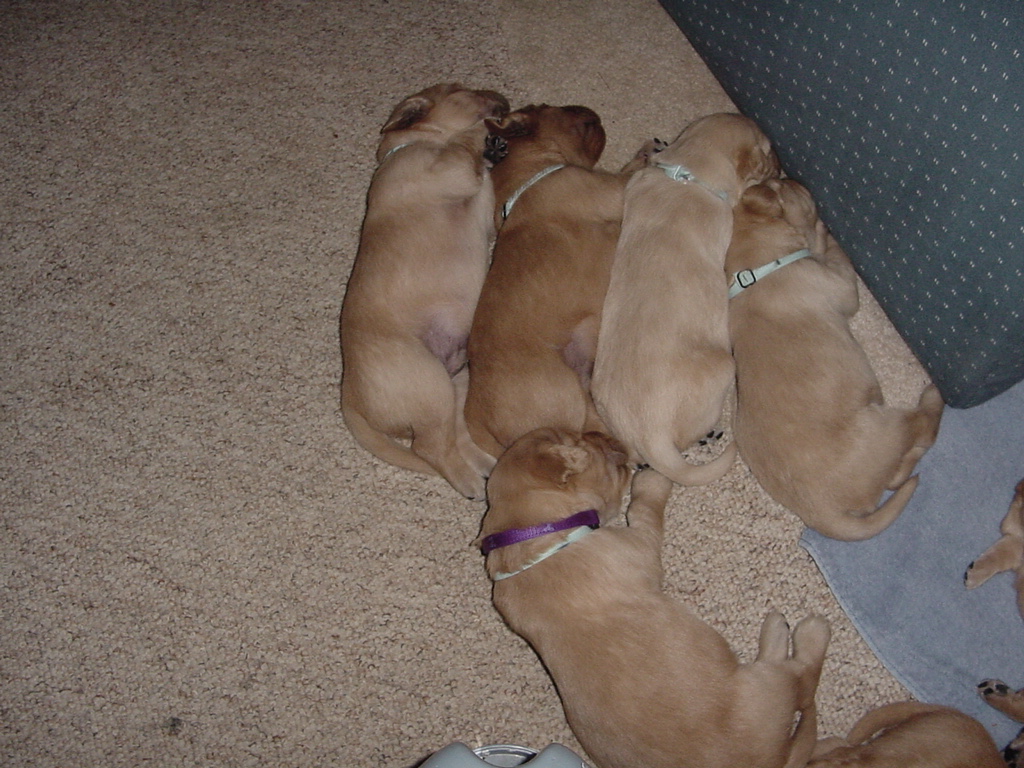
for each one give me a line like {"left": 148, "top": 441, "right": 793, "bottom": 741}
{"left": 2, "top": 1, "right": 933, "bottom": 765}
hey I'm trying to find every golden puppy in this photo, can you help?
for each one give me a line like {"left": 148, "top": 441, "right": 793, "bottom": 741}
{"left": 725, "top": 179, "right": 944, "bottom": 540}
{"left": 463, "top": 105, "right": 626, "bottom": 459}
{"left": 478, "top": 427, "right": 831, "bottom": 768}
{"left": 807, "top": 701, "right": 1005, "bottom": 767}
{"left": 978, "top": 678, "right": 1024, "bottom": 767}
{"left": 966, "top": 478, "right": 1024, "bottom": 620}
{"left": 340, "top": 83, "right": 509, "bottom": 499}
{"left": 591, "top": 113, "right": 780, "bottom": 486}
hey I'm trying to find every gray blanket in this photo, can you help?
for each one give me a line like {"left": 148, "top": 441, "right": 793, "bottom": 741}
{"left": 802, "top": 380, "right": 1024, "bottom": 745}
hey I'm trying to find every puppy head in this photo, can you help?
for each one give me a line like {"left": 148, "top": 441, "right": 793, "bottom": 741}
{"left": 479, "top": 428, "right": 631, "bottom": 541}
{"left": 380, "top": 82, "right": 510, "bottom": 136}
{"left": 485, "top": 104, "right": 606, "bottom": 169}
{"left": 664, "top": 112, "right": 780, "bottom": 196}
{"left": 728, "top": 180, "right": 811, "bottom": 273}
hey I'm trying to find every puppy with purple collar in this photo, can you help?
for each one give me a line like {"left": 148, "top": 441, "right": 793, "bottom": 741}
{"left": 478, "top": 427, "right": 831, "bottom": 768}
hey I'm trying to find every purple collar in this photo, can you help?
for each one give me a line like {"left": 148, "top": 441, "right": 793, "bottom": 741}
{"left": 480, "top": 509, "right": 600, "bottom": 555}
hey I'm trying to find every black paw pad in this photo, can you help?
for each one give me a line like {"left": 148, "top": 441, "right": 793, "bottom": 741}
{"left": 979, "top": 679, "right": 1010, "bottom": 697}
{"left": 484, "top": 135, "right": 508, "bottom": 165}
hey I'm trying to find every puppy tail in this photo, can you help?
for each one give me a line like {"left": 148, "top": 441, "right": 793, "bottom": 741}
{"left": 812, "top": 474, "right": 919, "bottom": 541}
{"left": 842, "top": 701, "right": 951, "bottom": 745}
{"left": 642, "top": 440, "right": 736, "bottom": 487}
{"left": 341, "top": 403, "right": 441, "bottom": 478}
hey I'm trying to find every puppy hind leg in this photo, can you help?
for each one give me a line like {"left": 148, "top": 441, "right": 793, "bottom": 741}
{"left": 562, "top": 315, "right": 609, "bottom": 435}
{"left": 411, "top": 416, "right": 488, "bottom": 500}
{"left": 451, "top": 366, "right": 497, "bottom": 477}
{"left": 886, "top": 384, "right": 945, "bottom": 489}
{"left": 406, "top": 364, "right": 488, "bottom": 499}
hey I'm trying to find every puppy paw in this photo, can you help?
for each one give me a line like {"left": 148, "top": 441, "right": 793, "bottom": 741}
{"left": 630, "top": 468, "right": 674, "bottom": 507}
{"left": 698, "top": 429, "right": 724, "bottom": 446}
{"left": 1004, "top": 725, "right": 1024, "bottom": 768}
{"left": 621, "top": 137, "right": 668, "bottom": 173}
{"left": 484, "top": 134, "right": 508, "bottom": 165}
{"left": 979, "top": 678, "right": 1024, "bottom": 706}
{"left": 792, "top": 615, "right": 831, "bottom": 664}
{"left": 756, "top": 611, "right": 790, "bottom": 662}
{"left": 964, "top": 559, "right": 989, "bottom": 589}
{"left": 979, "top": 679, "right": 1024, "bottom": 722}
{"left": 978, "top": 678, "right": 1012, "bottom": 702}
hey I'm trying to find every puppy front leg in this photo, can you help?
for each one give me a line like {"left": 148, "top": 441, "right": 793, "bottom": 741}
{"left": 966, "top": 480, "right": 1024, "bottom": 593}
{"left": 978, "top": 679, "right": 1024, "bottom": 722}
{"left": 625, "top": 469, "right": 674, "bottom": 575}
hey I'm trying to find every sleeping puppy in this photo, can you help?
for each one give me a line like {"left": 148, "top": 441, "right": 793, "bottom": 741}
{"left": 463, "top": 105, "right": 627, "bottom": 459}
{"left": 725, "top": 179, "right": 944, "bottom": 540}
{"left": 966, "top": 477, "right": 1024, "bottom": 621}
{"left": 807, "top": 701, "right": 1005, "bottom": 767}
{"left": 977, "top": 678, "right": 1024, "bottom": 767}
{"left": 478, "top": 427, "right": 830, "bottom": 768}
{"left": 591, "top": 113, "right": 780, "bottom": 486}
{"left": 340, "top": 83, "right": 508, "bottom": 500}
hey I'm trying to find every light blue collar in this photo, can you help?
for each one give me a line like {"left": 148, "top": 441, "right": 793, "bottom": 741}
{"left": 652, "top": 161, "right": 729, "bottom": 202}
{"left": 493, "top": 525, "right": 594, "bottom": 581}
{"left": 501, "top": 164, "right": 566, "bottom": 221}
{"left": 728, "top": 248, "right": 812, "bottom": 298}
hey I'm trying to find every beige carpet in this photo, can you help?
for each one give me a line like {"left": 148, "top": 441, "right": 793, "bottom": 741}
{"left": 2, "top": 1, "right": 931, "bottom": 765}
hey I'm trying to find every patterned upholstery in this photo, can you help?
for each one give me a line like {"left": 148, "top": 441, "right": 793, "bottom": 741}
{"left": 659, "top": 0, "right": 1024, "bottom": 408}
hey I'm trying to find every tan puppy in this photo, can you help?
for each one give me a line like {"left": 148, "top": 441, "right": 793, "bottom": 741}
{"left": 463, "top": 105, "right": 626, "bottom": 459}
{"left": 807, "top": 701, "right": 1005, "bottom": 767}
{"left": 592, "top": 113, "right": 780, "bottom": 486}
{"left": 725, "top": 180, "right": 944, "bottom": 540}
{"left": 340, "top": 83, "right": 509, "bottom": 499}
{"left": 978, "top": 678, "right": 1024, "bottom": 767}
{"left": 478, "top": 427, "right": 831, "bottom": 768}
{"left": 966, "top": 478, "right": 1024, "bottom": 620}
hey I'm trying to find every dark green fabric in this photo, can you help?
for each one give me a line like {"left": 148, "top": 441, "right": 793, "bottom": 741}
{"left": 660, "top": 0, "right": 1024, "bottom": 408}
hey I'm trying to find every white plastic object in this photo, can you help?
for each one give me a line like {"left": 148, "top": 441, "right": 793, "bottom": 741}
{"left": 419, "top": 742, "right": 588, "bottom": 768}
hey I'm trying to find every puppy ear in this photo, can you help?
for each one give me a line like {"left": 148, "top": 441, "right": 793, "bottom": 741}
{"left": 474, "top": 90, "right": 510, "bottom": 118}
{"left": 737, "top": 141, "right": 781, "bottom": 185}
{"left": 740, "top": 183, "right": 784, "bottom": 218}
{"left": 381, "top": 95, "right": 434, "bottom": 134}
{"left": 538, "top": 443, "right": 592, "bottom": 485}
{"left": 486, "top": 110, "right": 535, "bottom": 140}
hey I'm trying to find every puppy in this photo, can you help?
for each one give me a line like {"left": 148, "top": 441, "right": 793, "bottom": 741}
{"left": 463, "top": 105, "right": 627, "bottom": 459}
{"left": 340, "top": 83, "right": 508, "bottom": 499}
{"left": 966, "top": 478, "right": 1024, "bottom": 621}
{"left": 807, "top": 701, "right": 1005, "bottom": 767}
{"left": 478, "top": 427, "right": 830, "bottom": 768}
{"left": 725, "top": 179, "right": 944, "bottom": 540}
{"left": 978, "top": 678, "right": 1024, "bottom": 767}
{"left": 591, "top": 113, "right": 780, "bottom": 486}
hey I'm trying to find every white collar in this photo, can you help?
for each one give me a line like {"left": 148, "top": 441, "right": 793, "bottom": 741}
{"left": 492, "top": 525, "right": 594, "bottom": 581}
{"left": 651, "top": 161, "right": 729, "bottom": 202}
{"left": 500, "top": 164, "right": 566, "bottom": 221}
{"left": 378, "top": 142, "right": 413, "bottom": 164}
{"left": 728, "top": 248, "right": 812, "bottom": 298}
